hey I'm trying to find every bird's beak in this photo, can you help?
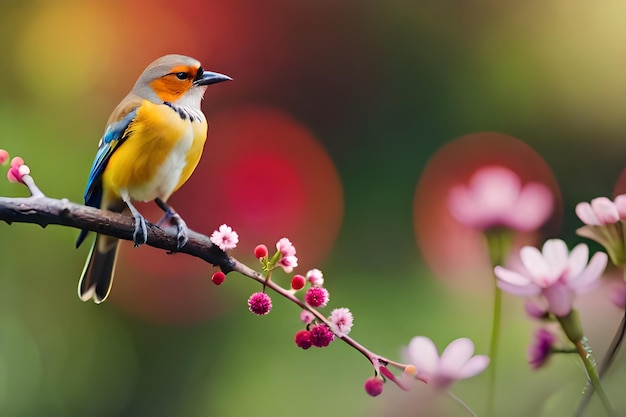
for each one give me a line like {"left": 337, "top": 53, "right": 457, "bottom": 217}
{"left": 194, "top": 71, "right": 232, "bottom": 86}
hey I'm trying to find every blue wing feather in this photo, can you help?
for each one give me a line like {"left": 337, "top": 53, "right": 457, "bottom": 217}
{"left": 77, "top": 108, "right": 138, "bottom": 248}
{"left": 83, "top": 109, "right": 138, "bottom": 208}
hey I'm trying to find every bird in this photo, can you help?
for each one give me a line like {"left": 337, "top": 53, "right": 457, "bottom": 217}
{"left": 76, "top": 54, "right": 231, "bottom": 304}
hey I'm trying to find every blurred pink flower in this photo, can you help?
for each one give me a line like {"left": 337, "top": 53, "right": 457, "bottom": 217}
{"left": 276, "top": 237, "right": 298, "bottom": 272}
{"left": 494, "top": 239, "right": 607, "bottom": 317}
{"left": 448, "top": 166, "right": 553, "bottom": 232}
{"left": 528, "top": 328, "right": 555, "bottom": 369}
{"left": 404, "top": 336, "right": 489, "bottom": 389}
{"left": 576, "top": 195, "right": 626, "bottom": 265}
{"left": 0, "top": 149, "right": 8, "bottom": 165}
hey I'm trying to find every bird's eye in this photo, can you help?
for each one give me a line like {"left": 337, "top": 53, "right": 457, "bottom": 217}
{"left": 175, "top": 72, "right": 188, "bottom": 80}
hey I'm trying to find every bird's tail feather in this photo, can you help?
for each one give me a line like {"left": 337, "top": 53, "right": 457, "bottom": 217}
{"left": 78, "top": 234, "right": 120, "bottom": 304}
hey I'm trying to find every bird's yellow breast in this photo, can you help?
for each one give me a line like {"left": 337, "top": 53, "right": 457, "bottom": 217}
{"left": 102, "top": 100, "right": 207, "bottom": 202}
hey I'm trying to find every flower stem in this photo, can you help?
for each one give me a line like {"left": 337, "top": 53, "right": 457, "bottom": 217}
{"left": 484, "top": 228, "right": 511, "bottom": 417}
{"left": 574, "top": 339, "right": 617, "bottom": 417}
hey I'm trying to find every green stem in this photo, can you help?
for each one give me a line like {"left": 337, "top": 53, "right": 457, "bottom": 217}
{"left": 575, "top": 339, "right": 617, "bottom": 417}
{"left": 483, "top": 228, "right": 512, "bottom": 417}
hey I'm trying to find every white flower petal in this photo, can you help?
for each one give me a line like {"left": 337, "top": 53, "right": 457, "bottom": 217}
{"left": 457, "top": 355, "right": 490, "bottom": 379}
{"left": 497, "top": 279, "right": 541, "bottom": 296}
{"left": 520, "top": 246, "right": 550, "bottom": 281}
{"left": 565, "top": 243, "right": 589, "bottom": 279}
{"left": 542, "top": 239, "right": 569, "bottom": 279}
{"left": 493, "top": 266, "right": 531, "bottom": 286}
{"left": 439, "top": 338, "right": 475, "bottom": 377}
{"left": 405, "top": 336, "right": 439, "bottom": 377}
{"left": 576, "top": 202, "right": 601, "bottom": 226}
{"left": 568, "top": 251, "right": 607, "bottom": 291}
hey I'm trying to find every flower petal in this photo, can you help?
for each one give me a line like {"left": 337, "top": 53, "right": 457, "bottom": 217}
{"left": 565, "top": 243, "right": 589, "bottom": 279}
{"left": 439, "top": 338, "right": 475, "bottom": 378}
{"left": 470, "top": 167, "right": 521, "bottom": 218}
{"left": 405, "top": 336, "right": 439, "bottom": 377}
{"left": 591, "top": 197, "right": 620, "bottom": 225}
{"left": 457, "top": 355, "right": 490, "bottom": 379}
{"left": 568, "top": 251, "right": 607, "bottom": 291}
{"left": 541, "top": 239, "right": 569, "bottom": 280}
{"left": 505, "top": 183, "right": 553, "bottom": 231}
{"left": 576, "top": 202, "right": 601, "bottom": 226}
{"left": 493, "top": 266, "right": 532, "bottom": 286}
{"left": 543, "top": 283, "right": 574, "bottom": 317}
{"left": 497, "top": 280, "right": 542, "bottom": 296}
{"left": 614, "top": 194, "right": 626, "bottom": 219}
{"left": 520, "top": 246, "right": 550, "bottom": 282}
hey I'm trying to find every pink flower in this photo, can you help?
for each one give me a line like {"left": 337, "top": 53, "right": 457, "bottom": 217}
{"left": 528, "top": 328, "right": 555, "bottom": 369}
{"left": 279, "top": 255, "right": 298, "bottom": 273}
{"left": 494, "top": 239, "right": 608, "bottom": 317}
{"left": 7, "top": 157, "right": 30, "bottom": 184}
{"left": 276, "top": 237, "right": 296, "bottom": 257}
{"left": 210, "top": 224, "right": 239, "bottom": 251}
{"left": 309, "top": 324, "right": 335, "bottom": 347}
{"left": 299, "top": 309, "right": 315, "bottom": 324}
{"left": 247, "top": 292, "right": 272, "bottom": 315}
{"left": 404, "top": 336, "right": 490, "bottom": 389}
{"left": 576, "top": 195, "right": 626, "bottom": 265}
{"left": 305, "top": 287, "right": 329, "bottom": 307}
{"left": 447, "top": 166, "right": 553, "bottom": 232}
{"left": 0, "top": 149, "right": 8, "bottom": 165}
{"left": 276, "top": 237, "right": 298, "bottom": 273}
{"left": 329, "top": 307, "right": 353, "bottom": 337}
{"left": 306, "top": 268, "right": 324, "bottom": 286}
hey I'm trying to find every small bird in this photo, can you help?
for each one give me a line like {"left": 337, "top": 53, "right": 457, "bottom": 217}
{"left": 76, "top": 54, "right": 231, "bottom": 303}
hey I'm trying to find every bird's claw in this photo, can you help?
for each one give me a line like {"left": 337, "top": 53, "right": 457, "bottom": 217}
{"left": 132, "top": 214, "right": 148, "bottom": 247}
{"left": 171, "top": 214, "right": 188, "bottom": 250}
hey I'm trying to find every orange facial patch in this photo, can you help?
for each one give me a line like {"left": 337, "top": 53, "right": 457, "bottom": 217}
{"left": 149, "top": 65, "right": 198, "bottom": 103}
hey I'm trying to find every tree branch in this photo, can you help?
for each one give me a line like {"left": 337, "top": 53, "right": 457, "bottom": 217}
{"left": 0, "top": 195, "right": 234, "bottom": 271}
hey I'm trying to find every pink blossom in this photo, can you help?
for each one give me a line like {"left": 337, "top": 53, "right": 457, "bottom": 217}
{"left": 0, "top": 149, "right": 8, "bottom": 165}
{"left": 329, "top": 307, "right": 353, "bottom": 337}
{"left": 276, "top": 237, "right": 296, "bottom": 257}
{"left": 528, "top": 328, "right": 555, "bottom": 369}
{"left": 299, "top": 309, "right": 315, "bottom": 324}
{"left": 576, "top": 195, "right": 626, "bottom": 265}
{"left": 7, "top": 157, "right": 30, "bottom": 184}
{"left": 494, "top": 239, "right": 607, "bottom": 317}
{"left": 404, "top": 336, "right": 490, "bottom": 389}
{"left": 309, "top": 324, "right": 334, "bottom": 347}
{"left": 447, "top": 166, "right": 553, "bottom": 232}
{"left": 305, "top": 287, "right": 329, "bottom": 307}
{"left": 247, "top": 292, "right": 272, "bottom": 315}
{"left": 279, "top": 255, "right": 298, "bottom": 273}
{"left": 210, "top": 224, "right": 239, "bottom": 251}
{"left": 306, "top": 268, "right": 324, "bottom": 286}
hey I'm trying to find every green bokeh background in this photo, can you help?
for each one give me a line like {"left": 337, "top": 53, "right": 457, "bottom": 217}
{"left": 1, "top": 1, "right": 626, "bottom": 416}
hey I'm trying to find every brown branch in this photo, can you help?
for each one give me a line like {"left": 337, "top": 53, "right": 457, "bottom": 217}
{"left": 0, "top": 195, "right": 234, "bottom": 272}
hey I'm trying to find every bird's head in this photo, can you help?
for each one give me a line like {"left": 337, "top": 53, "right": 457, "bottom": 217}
{"left": 132, "top": 54, "right": 231, "bottom": 106}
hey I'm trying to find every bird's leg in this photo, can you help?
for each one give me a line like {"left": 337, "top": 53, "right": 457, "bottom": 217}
{"left": 124, "top": 199, "right": 148, "bottom": 247}
{"left": 155, "top": 198, "right": 188, "bottom": 250}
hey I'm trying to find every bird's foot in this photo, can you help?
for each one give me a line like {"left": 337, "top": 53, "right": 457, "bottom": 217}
{"left": 132, "top": 212, "right": 148, "bottom": 247}
{"left": 155, "top": 198, "right": 188, "bottom": 250}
